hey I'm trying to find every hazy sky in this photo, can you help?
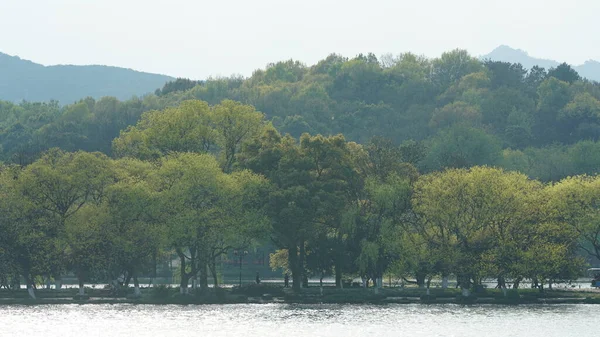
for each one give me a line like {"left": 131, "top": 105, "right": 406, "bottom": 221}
{"left": 1, "top": 0, "right": 599, "bottom": 79}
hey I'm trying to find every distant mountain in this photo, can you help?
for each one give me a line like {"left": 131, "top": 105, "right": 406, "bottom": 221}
{"left": 481, "top": 45, "right": 600, "bottom": 82}
{"left": 0, "top": 52, "right": 174, "bottom": 104}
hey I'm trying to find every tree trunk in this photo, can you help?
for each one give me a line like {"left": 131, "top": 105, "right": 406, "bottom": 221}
{"left": 177, "top": 250, "right": 190, "bottom": 295}
{"left": 288, "top": 245, "right": 301, "bottom": 292}
{"left": 78, "top": 276, "right": 85, "bottom": 296}
{"left": 320, "top": 273, "right": 324, "bottom": 295}
{"left": 11, "top": 274, "right": 20, "bottom": 291}
{"left": 441, "top": 275, "right": 449, "bottom": 289}
{"left": 209, "top": 260, "right": 219, "bottom": 289}
{"left": 190, "top": 252, "right": 197, "bottom": 290}
{"left": 180, "top": 276, "right": 190, "bottom": 294}
{"left": 458, "top": 274, "right": 471, "bottom": 297}
{"left": 124, "top": 273, "right": 132, "bottom": 288}
{"left": 133, "top": 275, "right": 141, "bottom": 297}
{"left": 416, "top": 272, "right": 426, "bottom": 288}
{"left": 496, "top": 276, "right": 506, "bottom": 289}
{"left": 24, "top": 274, "right": 36, "bottom": 300}
{"left": 513, "top": 277, "right": 522, "bottom": 289}
{"left": 374, "top": 276, "right": 382, "bottom": 294}
{"left": 27, "top": 285, "right": 36, "bottom": 300}
{"left": 335, "top": 267, "right": 342, "bottom": 288}
{"left": 299, "top": 241, "right": 308, "bottom": 288}
{"left": 334, "top": 231, "right": 344, "bottom": 288}
{"left": 461, "top": 287, "right": 471, "bottom": 297}
{"left": 199, "top": 262, "right": 209, "bottom": 291}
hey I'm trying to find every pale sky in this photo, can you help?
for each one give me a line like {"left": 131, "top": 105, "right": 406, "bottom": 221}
{"left": 1, "top": 0, "right": 599, "bottom": 79}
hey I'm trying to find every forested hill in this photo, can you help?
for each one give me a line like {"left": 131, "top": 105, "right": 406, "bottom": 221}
{"left": 482, "top": 45, "right": 600, "bottom": 82}
{"left": 0, "top": 52, "right": 173, "bottom": 104}
{"left": 2, "top": 49, "right": 600, "bottom": 182}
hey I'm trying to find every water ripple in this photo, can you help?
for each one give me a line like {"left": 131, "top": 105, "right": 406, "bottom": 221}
{"left": 0, "top": 303, "right": 595, "bottom": 337}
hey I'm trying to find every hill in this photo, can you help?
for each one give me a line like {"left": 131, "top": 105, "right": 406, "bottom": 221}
{"left": 481, "top": 45, "right": 600, "bottom": 82}
{"left": 0, "top": 52, "right": 174, "bottom": 104}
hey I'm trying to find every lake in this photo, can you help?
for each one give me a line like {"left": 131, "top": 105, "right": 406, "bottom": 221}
{"left": 0, "top": 303, "right": 594, "bottom": 336}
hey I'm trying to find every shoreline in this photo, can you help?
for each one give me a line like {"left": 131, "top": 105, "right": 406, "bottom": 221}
{"left": 2, "top": 286, "right": 600, "bottom": 306}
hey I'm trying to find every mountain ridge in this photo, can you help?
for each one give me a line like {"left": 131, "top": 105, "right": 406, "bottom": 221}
{"left": 0, "top": 52, "right": 174, "bottom": 104}
{"left": 481, "top": 45, "right": 600, "bottom": 82}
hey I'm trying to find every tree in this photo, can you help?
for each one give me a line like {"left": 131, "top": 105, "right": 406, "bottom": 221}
{"left": 354, "top": 173, "right": 413, "bottom": 289}
{"left": 212, "top": 100, "right": 266, "bottom": 172}
{"left": 300, "top": 133, "right": 361, "bottom": 288}
{"left": 484, "top": 61, "right": 526, "bottom": 90}
{"left": 547, "top": 176, "right": 600, "bottom": 263}
{"left": 431, "top": 49, "right": 482, "bottom": 89}
{"left": 0, "top": 165, "right": 30, "bottom": 292}
{"left": 525, "top": 66, "right": 547, "bottom": 96}
{"left": 412, "top": 167, "right": 547, "bottom": 294}
{"left": 156, "top": 78, "right": 200, "bottom": 96}
{"left": 152, "top": 152, "right": 265, "bottom": 293}
{"left": 421, "top": 125, "right": 502, "bottom": 171}
{"left": 64, "top": 204, "right": 112, "bottom": 296}
{"left": 18, "top": 149, "right": 114, "bottom": 296}
{"left": 548, "top": 63, "right": 581, "bottom": 84}
{"left": 205, "top": 169, "right": 270, "bottom": 289}
{"left": 102, "top": 178, "right": 162, "bottom": 296}
{"left": 152, "top": 153, "right": 223, "bottom": 293}
{"left": 559, "top": 93, "right": 600, "bottom": 142}
{"left": 429, "top": 101, "right": 482, "bottom": 129}
{"left": 112, "top": 100, "right": 217, "bottom": 160}
{"left": 239, "top": 129, "right": 359, "bottom": 290}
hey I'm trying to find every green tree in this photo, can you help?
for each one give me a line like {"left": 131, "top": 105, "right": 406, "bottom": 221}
{"left": 547, "top": 176, "right": 600, "bottom": 262}
{"left": 431, "top": 49, "right": 482, "bottom": 89}
{"left": 18, "top": 149, "right": 114, "bottom": 295}
{"left": 413, "top": 167, "right": 537, "bottom": 294}
{"left": 113, "top": 100, "right": 217, "bottom": 160}
{"left": 422, "top": 125, "right": 502, "bottom": 171}
{"left": 548, "top": 63, "right": 581, "bottom": 84}
{"left": 212, "top": 100, "right": 266, "bottom": 172}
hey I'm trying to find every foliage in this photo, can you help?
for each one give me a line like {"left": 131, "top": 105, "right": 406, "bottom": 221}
{"left": 3, "top": 49, "right": 600, "bottom": 293}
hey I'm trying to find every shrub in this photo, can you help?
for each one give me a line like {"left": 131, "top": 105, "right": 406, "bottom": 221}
{"left": 152, "top": 284, "right": 171, "bottom": 299}
{"left": 456, "top": 294, "right": 477, "bottom": 304}
{"left": 231, "top": 283, "right": 285, "bottom": 297}
{"left": 420, "top": 294, "right": 437, "bottom": 303}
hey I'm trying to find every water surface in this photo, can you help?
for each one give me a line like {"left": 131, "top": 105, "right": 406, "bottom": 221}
{"left": 0, "top": 303, "right": 593, "bottom": 337}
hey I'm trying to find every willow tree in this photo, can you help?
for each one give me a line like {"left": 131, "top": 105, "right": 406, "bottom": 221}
{"left": 17, "top": 149, "right": 114, "bottom": 297}
{"left": 213, "top": 99, "right": 265, "bottom": 172}
{"left": 112, "top": 99, "right": 266, "bottom": 172}
{"left": 153, "top": 152, "right": 266, "bottom": 293}
{"left": 112, "top": 100, "right": 217, "bottom": 159}
{"left": 547, "top": 176, "right": 600, "bottom": 262}
{"left": 412, "top": 167, "right": 546, "bottom": 295}
{"left": 0, "top": 165, "right": 33, "bottom": 293}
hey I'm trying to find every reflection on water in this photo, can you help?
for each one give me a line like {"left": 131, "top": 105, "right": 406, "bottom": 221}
{"left": 0, "top": 303, "right": 595, "bottom": 337}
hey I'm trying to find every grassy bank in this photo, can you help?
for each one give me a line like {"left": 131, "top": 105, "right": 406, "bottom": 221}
{"left": 1, "top": 285, "right": 599, "bottom": 305}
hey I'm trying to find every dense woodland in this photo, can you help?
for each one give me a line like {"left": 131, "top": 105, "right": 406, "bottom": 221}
{"left": 2, "top": 49, "right": 600, "bottom": 298}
